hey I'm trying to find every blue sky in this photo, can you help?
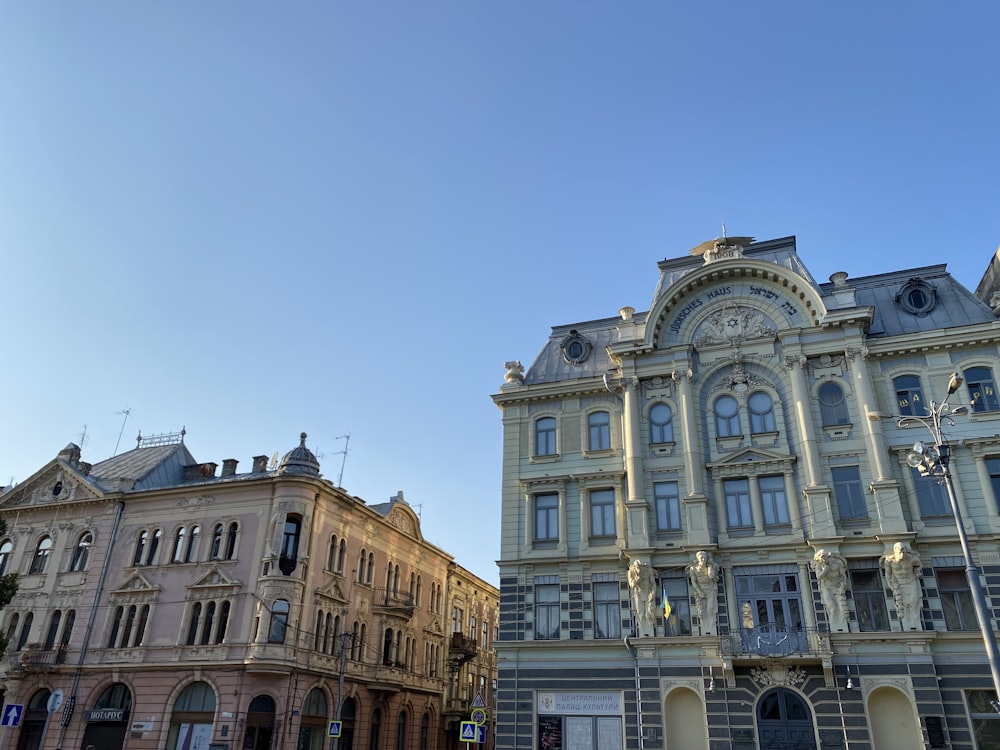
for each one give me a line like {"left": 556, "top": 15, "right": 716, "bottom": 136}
{"left": 1, "top": 2, "right": 998, "bottom": 585}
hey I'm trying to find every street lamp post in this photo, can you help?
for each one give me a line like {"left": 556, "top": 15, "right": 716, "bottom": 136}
{"left": 869, "top": 372, "right": 1000, "bottom": 704}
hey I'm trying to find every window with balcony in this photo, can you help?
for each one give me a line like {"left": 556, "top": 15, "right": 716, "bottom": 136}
{"left": 893, "top": 374, "right": 925, "bottom": 416}
{"left": 589, "top": 489, "right": 615, "bottom": 540}
{"left": 965, "top": 366, "right": 1000, "bottom": 413}
{"left": 593, "top": 580, "right": 621, "bottom": 639}
{"left": 16, "top": 612, "right": 32, "bottom": 650}
{"left": 535, "top": 417, "right": 557, "bottom": 457}
{"left": 832, "top": 466, "right": 867, "bottom": 520}
{"left": 279, "top": 516, "right": 301, "bottom": 575}
{"left": 654, "top": 481, "right": 681, "bottom": 531}
{"left": 588, "top": 411, "right": 611, "bottom": 451}
{"left": 649, "top": 403, "right": 673, "bottom": 444}
{"left": 735, "top": 568, "right": 804, "bottom": 656}
{"left": 534, "top": 583, "right": 560, "bottom": 640}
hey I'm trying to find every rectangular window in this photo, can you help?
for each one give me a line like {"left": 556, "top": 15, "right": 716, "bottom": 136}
{"left": 535, "top": 417, "right": 556, "bottom": 456}
{"left": 913, "top": 468, "right": 950, "bottom": 518}
{"left": 832, "top": 466, "right": 867, "bottom": 520}
{"left": 966, "top": 366, "right": 1000, "bottom": 413}
{"left": 534, "top": 494, "right": 559, "bottom": 543}
{"left": 725, "top": 479, "right": 753, "bottom": 529}
{"left": 759, "top": 476, "right": 789, "bottom": 526}
{"left": 988, "top": 458, "right": 1000, "bottom": 512}
{"left": 850, "top": 569, "right": 889, "bottom": 632}
{"left": 588, "top": 412, "right": 611, "bottom": 451}
{"left": 939, "top": 569, "right": 976, "bottom": 631}
{"left": 592, "top": 581, "right": 621, "bottom": 639}
{"left": 735, "top": 570, "right": 805, "bottom": 655}
{"left": 534, "top": 584, "right": 560, "bottom": 640}
{"left": 662, "top": 575, "right": 691, "bottom": 636}
{"left": 967, "top": 690, "right": 1000, "bottom": 748}
{"left": 654, "top": 481, "right": 681, "bottom": 531}
{"left": 589, "top": 490, "right": 615, "bottom": 539}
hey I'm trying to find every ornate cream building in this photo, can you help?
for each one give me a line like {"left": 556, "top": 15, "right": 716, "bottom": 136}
{"left": 492, "top": 236, "right": 1000, "bottom": 750}
{"left": 0, "top": 431, "right": 498, "bottom": 750}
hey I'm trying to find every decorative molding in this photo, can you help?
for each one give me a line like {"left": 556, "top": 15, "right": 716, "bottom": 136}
{"left": 749, "top": 662, "right": 807, "bottom": 688}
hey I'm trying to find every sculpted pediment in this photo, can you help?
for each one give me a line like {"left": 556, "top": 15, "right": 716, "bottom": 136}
{"left": 189, "top": 566, "right": 241, "bottom": 590}
{"left": 0, "top": 460, "right": 103, "bottom": 509}
{"left": 425, "top": 618, "right": 444, "bottom": 636}
{"left": 707, "top": 447, "right": 796, "bottom": 472}
{"left": 385, "top": 505, "right": 422, "bottom": 541}
{"left": 111, "top": 572, "right": 160, "bottom": 597}
{"left": 315, "top": 579, "right": 349, "bottom": 604}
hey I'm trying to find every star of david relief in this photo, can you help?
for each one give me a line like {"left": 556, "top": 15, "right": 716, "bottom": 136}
{"left": 693, "top": 305, "right": 778, "bottom": 348}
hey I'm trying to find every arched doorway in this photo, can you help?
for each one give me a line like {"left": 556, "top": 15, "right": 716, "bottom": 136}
{"left": 868, "top": 686, "right": 920, "bottom": 748}
{"left": 755, "top": 688, "right": 817, "bottom": 750}
{"left": 297, "top": 688, "right": 328, "bottom": 750}
{"left": 663, "top": 687, "right": 708, "bottom": 750}
{"left": 166, "top": 681, "right": 216, "bottom": 750}
{"left": 15, "top": 689, "right": 50, "bottom": 750}
{"left": 338, "top": 697, "right": 356, "bottom": 750}
{"left": 79, "top": 682, "right": 132, "bottom": 750}
{"left": 243, "top": 694, "right": 275, "bottom": 750}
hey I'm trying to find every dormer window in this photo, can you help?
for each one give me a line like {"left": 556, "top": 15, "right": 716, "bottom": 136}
{"left": 560, "top": 330, "right": 592, "bottom": 365}
{"left": 895, "top": 278, "right": 937, "bottom": 316}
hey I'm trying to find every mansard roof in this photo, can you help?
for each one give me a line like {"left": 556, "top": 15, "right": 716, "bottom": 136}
{"left": 514, "top": 236, "right": 997, "bottom": 388}
{"left": 89, "top": 442, "right": 198, "bottom": 491}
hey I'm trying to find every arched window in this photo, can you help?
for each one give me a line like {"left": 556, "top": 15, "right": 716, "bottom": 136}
{"left": 133, "top": 531, "right": 148, "bottom": 566}
{"left": 370, "top": 707, "right": 382, "bottom": 750}
{"left": 535, "top": 417, "right": 556, "bottom": 456}
{"left": 0, "top": 540, "right": 12, "bottom": 575}
{"left": 366, "top": 552, "right": 375, "bottom": 584}
{"left": 224, "top": 522, "right": 239, "bottom": 560}
{"left": 714, "top": 395, "right": 740, "bottom": 437}
{"left": 337, "top": 539, "right": 346, "bottom": 573}
{"left": 187, "top": 603, "right": 202, "bottom": 645}
{"left": 819, "top": 382, "right": 849, "bottom": 426}
{"left": 328, "top": 536, "right": 339, "bottom": 570}
{"left": 167, "top": 682, "right": 216, "bottom": 750}
{"left": 200, "top": 602, "right": 216, "bottom": 645}
{"left": 5, "top": 614, "right": 18, "bottom": 649}
{"left": 30, "top": 536, "right": 53, "bottom": 574}
{"left": 147, "top": 529, "right": 161, "bottom": 565}
{"left": 171, "top": 527, "right": 187, "bottom": 563}
{"left": 748, "top": 391, "right": 776, "bottom": 433}
{"left": 210, "top": 523, "right": 224, "bottom": 559}
{"left": 71, "top": 532, "right": 93, "bottom": 572}
{"left": 756, "top": 688, "right": 815, "bottom": 749}
{"left": 396, "top": 711, "right": 408, "bottom": 750}
{"left": 279, "top": 516, "right": 301, "bottom": 574}
{"left": 15, "top": 613, "right": 32, "bottom": 650}
{"left": 134, "top": 605, "right": 149, "bottom": 646}
{"left": 185, "top": 525, "right": 200, "bottom": 563}
{"left": 420, "top": 712, "right": 430, "bottom": 750}
{"left": 588, "top": 411, "right": 611, "bottom": 451}
{"left": 358, "top": 549, "right": 368, "bottom": 583}
{"left": 300, "top": 688, "right": 329, "bottom": 750}
{"left": 60, "top": 610, "right": 76, "bottom": 651}
{"left": 107, "top": 607, "right": 123, "bottom": 648}
{"left": 649, "top": 403, "right": 673, "bottom": 444}
{"left": 383, "top": 628, "right": 394, "bottom": 665}
{"left": 216, "top": 601, "right": 231, "bottom": 643}
{"left": 893, "top": 374, "right": 925, "bottom": 416}
{"left": 416, "top": 575, "right": 423, "bottom": 607}
{"left": 121, "top": 605, "right": 137, "bottom": 646}
{"left": 44, "top": 610, "right": 62, "bottom": 650}
{"left": 268, "top": 599, "right": 289, "bottom": 643}
{"left": 965, "top": 366, "right": 1000, "bottom": 413}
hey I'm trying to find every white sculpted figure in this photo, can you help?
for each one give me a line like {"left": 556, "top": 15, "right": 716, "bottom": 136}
{"left": 881, "top": 541, "right": 923, "bottom": 630}
{"left": 626, "top": 558, "right": 658, "bottom": 637}
{"left": 811, "top": 548, "right": 849, "bottom": 632}
{"left": 686, "top": 550, "right": 719, "bottom": 634}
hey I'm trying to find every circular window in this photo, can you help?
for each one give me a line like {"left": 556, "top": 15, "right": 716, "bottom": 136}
{"left": 896, "top": 278, "right": 936, "bottom": 315}
{"left": 559, "top": 330, "right": 592, "bottom": 365}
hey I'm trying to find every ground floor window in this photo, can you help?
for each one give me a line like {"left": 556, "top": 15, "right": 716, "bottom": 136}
{"left": 967, "top": 690, "right": 1000, "bottom": 748}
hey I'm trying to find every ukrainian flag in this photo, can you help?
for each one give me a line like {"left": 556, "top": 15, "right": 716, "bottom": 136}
{"left": 662, "top": 587, "right": 671, "bottom": 621}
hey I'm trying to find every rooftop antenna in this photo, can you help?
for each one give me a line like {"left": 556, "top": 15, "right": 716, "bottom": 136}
{"left": 268, "top": 452, "right": 279, "bottom": 470}
{"left": 335, "top": 433, "right": 351, "bottom": 488}
{"left": 78, "top": 424, "right": 88, "bottom": 449}
{"left": 412, "top": 502, "right": 423, "bottom": 519}
{"left": 113, "top": 408, "right": 132, "bottom": 456}
{"left": 721, "top": 222, "right": 727, "bottom": 241}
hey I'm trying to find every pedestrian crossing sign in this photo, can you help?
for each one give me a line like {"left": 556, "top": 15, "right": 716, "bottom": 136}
{"left": 471, "top": 692, "right": 486, "bottom": 708}
{"left": 460, "top": 721, "right": 477, "bottom": 742}
{"left": 328, "top": 720, "right": 342, "bottom": 737}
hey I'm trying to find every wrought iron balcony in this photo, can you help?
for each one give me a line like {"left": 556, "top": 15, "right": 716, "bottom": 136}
{"left": 721, "top": 626, "right": 830, "bottom": 659}
{"left": 449, "top": 632, "right": 478, "bottom": 656}
{"left": 371, "top": 588, "right": 415, "bottom": 619}
{"left": 18, "top": 643, "right": 68, "bottom": 672}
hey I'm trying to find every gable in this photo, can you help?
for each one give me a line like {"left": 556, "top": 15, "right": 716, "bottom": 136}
{"left": 0, "top": 460, "right": 104, "bottom": 509}
{"left": 189, "top": 566, "right": 241, "bottom": 591}
{"left": 706, "top": 447, "right": 796, "bottom": 475}
{"left": 385, "top": 505, "right": 423, "bottom": 541}
{"left": 315, "top": 579, "right": 349, "bottom": 605}
{"left": 110, "top": 571, "right": 160, "bottom": 599}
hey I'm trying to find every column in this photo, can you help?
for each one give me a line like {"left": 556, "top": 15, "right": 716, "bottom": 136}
{"left": 621, "top": 373, "right": 650, "bottom": 549}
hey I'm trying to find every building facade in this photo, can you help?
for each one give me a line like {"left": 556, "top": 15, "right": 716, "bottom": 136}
{"left": 0, "top": 431, "right": 498, "bottom": 750}
{"left": 492, "top": 236, "right": 1000, "bottom": 750}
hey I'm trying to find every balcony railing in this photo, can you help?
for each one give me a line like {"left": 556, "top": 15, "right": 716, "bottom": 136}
{"left": 721, "top": 626, "right": 830, "bottom": 658}
{"left": 18, "top": 644, "right": 68, "bottom": 671}
{"left": 449, "top": 632, "right": 477, "bottom": 656}
{"left": 370, "top": 588, "right": 416, "bottom": 619}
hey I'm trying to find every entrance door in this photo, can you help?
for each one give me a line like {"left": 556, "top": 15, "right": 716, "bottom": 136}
{"left": 756, "top": 688, "right": 816, "bottom": 750}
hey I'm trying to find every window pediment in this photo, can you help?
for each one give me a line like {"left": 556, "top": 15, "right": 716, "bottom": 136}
{"left": 707, "top": 448, "right": 796, "bottom": 477}
{"left": 188, "top": 566, "right": 241, "bottom": 591}
{"left": 315, "top": 579, "right": 349, "bottom": 605}
{"left": 110, "top": 572, "right": 160, "bottom": 600}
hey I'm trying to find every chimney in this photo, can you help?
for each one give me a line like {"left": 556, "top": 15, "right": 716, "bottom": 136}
{"left": 222, "top": 459, "right": 239, "bottom": 477}
{"left": 252, "top": 455, "right": 269, "bottom": 473}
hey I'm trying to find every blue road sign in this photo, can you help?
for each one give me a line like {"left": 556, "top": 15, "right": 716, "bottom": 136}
{"left": 460, "top": 721, "right": 477, "bottom": 742}
{"left": 1, "top": 704, "right": 23, "bottom": 727}
{"left": 328, "top": 720, "right": 342, "bottom": 738}
{"left": 477, "top": 725, "right": 487, "bottom": 743}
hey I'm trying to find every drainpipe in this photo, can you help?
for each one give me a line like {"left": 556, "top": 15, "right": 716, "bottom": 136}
{"left": 623, "top": 636, "right": 644, "bottom": 750}
{"left": 55, "top": 498, "right": 125, "bottom": 750}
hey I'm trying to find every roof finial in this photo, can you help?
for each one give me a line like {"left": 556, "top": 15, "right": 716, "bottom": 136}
{"left": 721, "top": 222, "right": 727, "bottom": 241}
